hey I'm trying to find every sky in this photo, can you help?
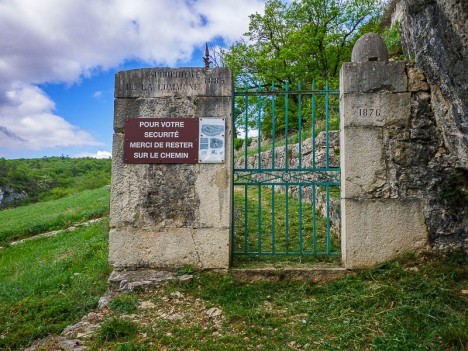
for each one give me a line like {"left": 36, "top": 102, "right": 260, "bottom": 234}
{"left": 0, "top": 0, "right": 266, "bottom": 159}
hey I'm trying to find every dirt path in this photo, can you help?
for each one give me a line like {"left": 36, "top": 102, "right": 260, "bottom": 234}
{"left": 0, "top": 217, "right": 105, "bottom": 249}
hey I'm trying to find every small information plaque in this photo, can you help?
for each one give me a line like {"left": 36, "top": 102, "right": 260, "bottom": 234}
{"left": 199, "top": 118, "right": 225, "bottom": 163}
{"left": 124, "top": 118, "right": 199, "bottom": 164}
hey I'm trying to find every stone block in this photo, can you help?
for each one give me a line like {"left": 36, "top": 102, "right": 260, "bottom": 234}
{"left": 110, "top": 67, "right": 233, "bottom": 272}
{"left": 110, "top": 133, "right": 145, "bottom": 227}
{"left": 115, "top": 67, "right": 232, "bottom": 98}
{"left": 108, "top": 269, "right": 193, "bottom": 292}
{"left": 351, "top": 33, "right": 388, "bottom": 63}
{"left": 231, "top": 267, "right": 352, "bottom": 283}
{"left": 195, "top": 165, "right": 231, "bottom": 228}
{"left": 341, "top": 198, "right": 428, "bottom": 269}
{"left": 109, "top": 228, "right": 198, "bottom": 269}
{"left": 109, "top": 227, "right": 229, "bottom": 270}
{"left": 341, "top": 93, "right": 411, "bottom": 127}
{"left": 192, "top": 228, "right": 230, "bottom": 269}
{"left": 340, "top": 61, "right": 407, "bottom": 94}
{"left": 110, "top": 116, "right": 233, "bottom": 230}
{"left": 340, "top": 126, "right": 386, "bottom": 199}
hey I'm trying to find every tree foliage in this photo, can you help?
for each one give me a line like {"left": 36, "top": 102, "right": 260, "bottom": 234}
{"left": 223, "top": 0, "right": 384, "bottom": 88}
{"left": 221, "top": 0, "right": 384, "bottom": 139}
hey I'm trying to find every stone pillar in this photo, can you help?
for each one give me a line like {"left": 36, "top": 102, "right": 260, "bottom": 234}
{"left": 110, "top": 67, "right": 232, "bottom": 271}
{"left": 340, "top": 33, "right": 428, "bottom": 269}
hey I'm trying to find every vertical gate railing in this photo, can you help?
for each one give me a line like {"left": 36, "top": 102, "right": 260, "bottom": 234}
{"left": 232, "top": 81, "right": 340, "bottom": 258}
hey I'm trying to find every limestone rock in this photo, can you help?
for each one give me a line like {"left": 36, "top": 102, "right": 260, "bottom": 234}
{"left": 0, "top": 185, "right": 27, "bottom": 206}
{"left": 24, "top": 336, "right": 88, "bottom": 351}
{"left": 407, "top": 66, "right": 429, "bottom": 92}
{"left": 108, "top": 268, "right": 193, "bottom": 292}
{"left": 398, "top": 0, "right": 468, "bottom": 169}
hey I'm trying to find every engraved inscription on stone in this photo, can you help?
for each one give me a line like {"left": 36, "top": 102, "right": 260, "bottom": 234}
{"left": 123, "top": 70, "right": 202, "bottom": 93}
{"left": 115, "top": 68, "right": 231, "bottom": 98}
{"left": 358, "top": 108, "right": 381, "bottom": 117}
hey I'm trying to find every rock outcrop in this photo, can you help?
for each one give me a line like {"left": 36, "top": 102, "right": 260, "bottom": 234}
{"left": 0, "top": 185, "right": 27, "bottom": 206}
{"left": 397, "top": 0, "right": 468, "bottom": 169}
{"left": 395, "top": 0, "right": 467, "bottom": 251}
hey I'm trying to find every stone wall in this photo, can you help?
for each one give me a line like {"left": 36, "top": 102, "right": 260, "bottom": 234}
{"left": 341, "top": 50, "right": 466, "bottom": 270}
{"left": 341, "top": 46, "right": 429, "bottom": 268}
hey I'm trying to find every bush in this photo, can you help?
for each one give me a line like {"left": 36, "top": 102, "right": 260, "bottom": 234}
{"left": 234, "top": 137, "right": 252, "bottom": 151}
{"left": 384, "top": 22, "right": 404, "bottom": 59}
{"left": 234, "top": 138, "right": 244, "bottom": 151}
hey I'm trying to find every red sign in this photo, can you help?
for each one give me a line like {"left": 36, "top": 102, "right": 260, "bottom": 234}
{"left": 124, "top": 118, "right": 199, "bottom": 163}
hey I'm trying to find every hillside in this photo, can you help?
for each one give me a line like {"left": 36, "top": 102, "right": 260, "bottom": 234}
{"left": 0, "top": 157, "right": 111, "bottom": 208}
{"left": 0, "top": 186, "right": 109, "bottom": 246}
{"left": 0, "top": 162, "right": 465, "bottom": 350}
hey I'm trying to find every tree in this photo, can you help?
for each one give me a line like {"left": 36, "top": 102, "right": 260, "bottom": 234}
{"left": 223, "top": 0, "right": 384, "bottom": 87}
{"left": 221, "top": 0, "right": 384, "bottom": 138}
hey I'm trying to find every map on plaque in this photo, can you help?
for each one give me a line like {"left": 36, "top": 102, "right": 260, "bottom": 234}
{"left": 198, "top": 118, "right": 225, "bottom": 163}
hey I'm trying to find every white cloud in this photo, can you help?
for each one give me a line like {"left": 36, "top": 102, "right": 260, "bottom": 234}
{"left": 0, "top": 0, "right": 266, "bottom": 153}
{"left": 92, "top": 91, "right": 103, "bottom": 98}
{"left": 74, "top": 150, "right": 112, "bottom": 159}
{"left": 0, "top": 83, "right": 101, "bottom": 150}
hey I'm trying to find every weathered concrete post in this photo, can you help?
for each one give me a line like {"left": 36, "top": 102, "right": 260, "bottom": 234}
{"left": 109, "top": 67, "right": 232, "bottom": 286}
{"left": 340, "top": 33, "right": 428, "bottom": 269}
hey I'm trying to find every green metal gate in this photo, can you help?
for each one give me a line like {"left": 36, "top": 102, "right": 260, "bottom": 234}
{"left": 232, "top": 81, "right": 340, "bottom": 259}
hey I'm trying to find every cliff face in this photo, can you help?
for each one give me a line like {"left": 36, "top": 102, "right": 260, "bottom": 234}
{"left": 0, "top": 185, "right": 27, "bottom": 206}
{"left": 396, "top": 0, "right": 467, "bottom": 251}
{"left": 398, "top": 0, "right": 468, "bottom": 169}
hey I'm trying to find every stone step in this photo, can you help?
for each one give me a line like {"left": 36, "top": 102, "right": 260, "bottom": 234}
{"left": 230, "top": 266, "right": 352, "bottom": 283}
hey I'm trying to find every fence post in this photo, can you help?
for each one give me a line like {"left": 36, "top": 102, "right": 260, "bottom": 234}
{"left": 109, "top": 67, "right": 233, "bottom": 277}
{"left": 340, "top": 33, "right": 428, "bottom": 269}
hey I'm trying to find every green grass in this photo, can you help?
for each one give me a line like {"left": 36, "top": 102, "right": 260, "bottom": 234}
{"left": 0, "top": 184, "right": 465, "bottom": 351}
{"left": 0, "top": 157, "right": 111, "bottom": 208}
{"left": 98, "top": 317, "right": 139, "bottom": 342}
{"left": 88, "top": 251, "right": 467, "bottom": 351}
{"left": 109, "top": 293, "right": 139, "bottom": 314}
{"left": 0, "top": 219, "right": 111, "bottom": 350}
{"left": 233, "top": 185, "right": 340, "bottom": 264}
{"left": 0, "top": 186, "right": 110, "bottom": 245}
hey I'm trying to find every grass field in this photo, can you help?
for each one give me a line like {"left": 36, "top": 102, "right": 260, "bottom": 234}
{"left": 0, "top": 220, "right": 111, "bottom": 350}
{"left": 85, "top": 252, "right": 467, "bottom": 351}
{"left": 233, "top": 185, "right": 340, "bottom": 265}
{"left": 0, "top": 176, "right": 466, "bottom": 350}
{"left": 0, "top": 157, "right": 111, "bottom": 208}
{"left": 0, "top": 186, "right": 109, "bottom": 246}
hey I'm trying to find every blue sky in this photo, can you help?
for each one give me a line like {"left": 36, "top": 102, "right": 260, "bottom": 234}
{"left": 0, "top": 0, "right": 265, "bottom": 159}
